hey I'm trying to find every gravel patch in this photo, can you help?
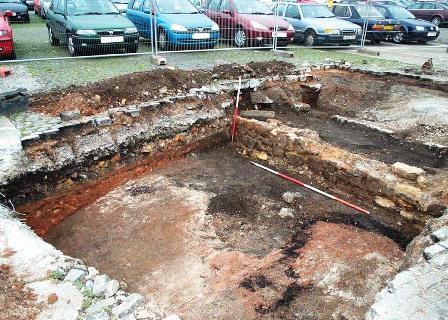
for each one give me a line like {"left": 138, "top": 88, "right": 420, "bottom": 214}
{"left": 0, "top": 65, "right": 42, "bottom": 94}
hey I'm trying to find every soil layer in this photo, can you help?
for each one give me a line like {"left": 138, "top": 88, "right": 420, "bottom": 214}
{"left": 44, "top": 145, "right": 404, "bottom": 320}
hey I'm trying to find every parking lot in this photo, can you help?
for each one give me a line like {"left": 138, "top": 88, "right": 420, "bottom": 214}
{"left": 0, "top": 12, "right": 446, "bottom": 94}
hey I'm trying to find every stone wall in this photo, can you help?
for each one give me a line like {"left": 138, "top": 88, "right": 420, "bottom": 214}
{"left": 235, "top": 117, "right": 447, "bottom": 228}
{"left": 0, "top": 98, "right": 232, "bottom": 205}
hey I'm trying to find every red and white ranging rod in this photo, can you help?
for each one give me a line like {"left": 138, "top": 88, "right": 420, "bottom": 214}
{"left": 250, "top": 161, "right": 370, "bottom": 215}
{"left": 231, "top": 77, "right": 242, "bottom": 143}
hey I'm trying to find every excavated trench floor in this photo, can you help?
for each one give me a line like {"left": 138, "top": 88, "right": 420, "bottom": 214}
{"left": 42, "top": 145, "right": 405, "bottom": 320}
{"left": 12, "top": 66, "right": 448, "bottom": 319}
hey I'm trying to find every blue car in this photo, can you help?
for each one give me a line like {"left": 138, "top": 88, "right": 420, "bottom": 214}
{"left": 126, "top": 0, "right": 220, "bottom": 50}
{"left": 373, "top": 4, "right": 440, "bottom": 43}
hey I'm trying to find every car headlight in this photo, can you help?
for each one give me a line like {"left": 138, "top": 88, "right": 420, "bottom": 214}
{"left": 415, "top": 26, "right": 424, "bottom": 31}
{"left": 250, "top": 21, "right": 269, "bottom": 30}
{"left": 356, "top": 28, "right": 362, "bottom": 34}
{"left": 76, "top": 29, "right": 97, "bottom": 36}
{"left": 324, "top": 28, "right": 340, "bottom": 35}
{"left": 287, "top": 23, "right": 295, "bottom": 31}
{"left": 435, "top": 26, "right": 439, "bottom": 31}
{"left": 124, "top": 27, "right": 137, "bottom": 34}
{"left": 211, "top": 23, "right": 219, "bottom": 31}
{"left": 171, "top": 24, "right": 188, "bottom": 32}
{"left": 0, "top": 30, "right": 7, "bottom": 36}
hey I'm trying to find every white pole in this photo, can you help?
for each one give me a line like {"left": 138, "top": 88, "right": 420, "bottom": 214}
{"left": 361, "top": 0, "right": 371, "bottom": 48}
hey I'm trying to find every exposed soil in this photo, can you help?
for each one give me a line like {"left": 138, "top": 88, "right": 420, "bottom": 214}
{"left": 29, "top": 61, "right": 294, "bottom": 117}
{"left": 43, "top": 145, "right": 405, "bottom": 320}
{"left": 239, "top": 69, "right": 448, "bottom": 168}
{"left": 0, "top": 262, "right": 42, "bottom": 320}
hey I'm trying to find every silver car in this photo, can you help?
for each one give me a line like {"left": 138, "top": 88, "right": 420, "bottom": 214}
{"left": 274, "top": 2, "right": 362, "bottom": 46}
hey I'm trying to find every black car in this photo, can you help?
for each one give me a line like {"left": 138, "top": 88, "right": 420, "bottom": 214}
{"left": 333, "top": 3, "right": 401, "bottom": 43}
{"left": 373, "top": 4, "right": 440, "bottom": 43}
{"left": 21, "top": 0, "right": 33, "bottom": 10}
{"left": 0, "top": 0, "right": 30, "bottom": 21}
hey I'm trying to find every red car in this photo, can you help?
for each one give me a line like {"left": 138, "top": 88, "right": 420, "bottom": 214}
{"left": 0, "top": 10, "right": 14, "bottom": 59}
{"left": 407, "top": 1, "right": 448, "bottom": 26}
{"left": 33, "top": 0, "right": 40, "bottom": 16}
{"left": 202, "top": 0, "right": 295, "bottom": 47}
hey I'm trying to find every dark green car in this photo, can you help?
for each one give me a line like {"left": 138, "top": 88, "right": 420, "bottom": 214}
{"left": 46, "top": 0, "right": 139, "bottom": 56}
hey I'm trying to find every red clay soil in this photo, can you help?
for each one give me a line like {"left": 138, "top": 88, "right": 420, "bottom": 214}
{"left": 19, "top": 133, "right": 223, "bottom": 237}
{"left": 29, "top": 61, "right": 294, "bottom": 117}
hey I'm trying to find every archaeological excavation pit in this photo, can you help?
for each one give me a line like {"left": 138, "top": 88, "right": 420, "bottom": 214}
{"left": 2, "top": 62, "right": 447, "bottom": 320}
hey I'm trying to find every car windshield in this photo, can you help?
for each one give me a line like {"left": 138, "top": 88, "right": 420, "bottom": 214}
{"left": 155, "top": 0, "right": 199, "bottom": 14}
{"left": 234, "top": 0, "right": 272, "bottom": 14}
{"left": 398, "top": 0, "right": 412, "bottom": 7}
{"left": 386, "top": 5, "right": 415, "bottom": 18}
{"left": 0, "top": 0, "right": 22, "bottom": 3}
{"left": 354, "top": 4, "right": 384, "bottom": 18}
{"left": 301, "top": 4, "right": 334, "bottom": 18}
{"left": 67, "top": 0, "right": 119, "bottom": 15}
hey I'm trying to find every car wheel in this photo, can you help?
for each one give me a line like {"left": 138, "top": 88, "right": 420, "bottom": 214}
{"left": 392, "top": 29, "right": 404, "bottom": 44}
{"left": 48, "top": 27, "right": 59, "bottom": 46}
{"left": 157, "top": 28, "right": 168, "bottom": 51}
{"left": 68, "top": 36, "right": 78, "bottom": 56}
{"left": 431, "top": 16, "right": 441, "bottom": 26}
{"left": 304, "top": 30, "right": 317, "bottom": 46}
{"left": 8, "top": 50, "right": 16, "bottom": 60}
{"left": 234, "top": 28, "right": 246, "bottom": 48}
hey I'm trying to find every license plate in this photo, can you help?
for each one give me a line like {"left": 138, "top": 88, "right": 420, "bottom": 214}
{"left": 100, "top": 36, "right": 124, "bottom": 44}
{"left": 343, "top": 35, "right": 356, "bottom": 40}
{"left": 428, "top": 32, "right": 437, "bottom": 37}
{"left": 384, "top": 25, "right": 394, "bottom": 31}
{"left": 192, "top": 33, "right": 210, "bottom": 39}
{"left": 272, "top": 32, "right": 287, "bottom": 38}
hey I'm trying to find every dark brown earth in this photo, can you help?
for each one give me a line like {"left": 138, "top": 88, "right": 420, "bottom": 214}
{"left": 44, "top": 145, "right": 405, "bottom": 320}
{"left": 29, "top": 61, "right": 294, "bottom": 117}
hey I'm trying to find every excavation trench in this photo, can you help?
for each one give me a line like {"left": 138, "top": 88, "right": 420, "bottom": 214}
{"left": 8, "top": 67, "right": 448, "bottom": 320}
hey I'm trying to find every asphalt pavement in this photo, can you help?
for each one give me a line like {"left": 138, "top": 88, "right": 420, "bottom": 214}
{"left": 341, "top": 27, "right": 448, "bottom": 70}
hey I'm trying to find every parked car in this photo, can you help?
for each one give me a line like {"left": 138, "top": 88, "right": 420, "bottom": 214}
{"left": 406, "top": 1, "right": 448, "bottom": 25}
{"left": 112, "top": 0, "right": 128, "bottom": 14}
{"left": 33, "top": 0, "right": 50, "bottom": 17}
{"left": 0, "top": 10, "right": 15, "bottom": 59}
{"left": 21, "top": 0, "right": 33, "bottom": 10}
{"left": 202, "top": 0, "right": 295, "bottom": 47}
{"left": 46, "top": 0, "right": 139, "bottom": 56}
{"left": 0, "top": 0, "right": 30, "bottom": 22}
{"left": 332, "top": 3, "right": 401, "bottom": 43}
{"left": 127, "top": 0, "right": 220, "bottom": 51}
{"left": 372, "top": 0, "right": 413, "bottom": 7}
{"left": 274, "top": 2, "right": 361, "bottom": 46}
{"left": 373, "top": 3, "right": 439, "bottom": 43}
